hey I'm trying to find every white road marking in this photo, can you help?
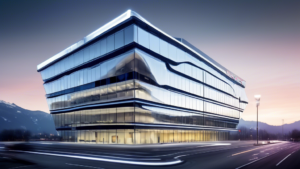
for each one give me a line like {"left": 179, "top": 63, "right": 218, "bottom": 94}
{"left": 236, "top": 143, "right": 295, "bottom": 169}
{"left": 196, "top": 143, "right": 231, "bottom": 147}
{"left": 9, "top": 150, "right": 181, "bottom": 166}
{"left": 175, "top": 145, "right": 242, "bottom": 159}
{"left": 38, "top": 143, "right": 53, "bottom": 145}
{"left": 155, "top": 143, "right": 234, "bottom": 158}
{"left": 232, "top": 146, "right": 267, "bottom": 156}
{"left": 181, "top": 142, "right": 285, "bottom": 159}
{"left": 66, "top": 163, "right": 104, "bottom": 169}
{"left": 37, "top": 150, "right": 160, "bottom": 161}
{"left": 236, "top": 150, "right": 283, "bottom": 169}
{"left": 249, "top": 157, "right": 258, "bottom": 161}
{"left": 276, "top": 151, "right": 295, "bottom": 166}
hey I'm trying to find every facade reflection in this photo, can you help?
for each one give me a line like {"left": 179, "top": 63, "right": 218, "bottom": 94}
{"left": 38, "top": 11, "right": 247, "bottom": 144}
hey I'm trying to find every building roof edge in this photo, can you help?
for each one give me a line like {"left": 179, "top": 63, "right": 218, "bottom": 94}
{"left": 37, "top": 10, "right": 246, "bottom": 86}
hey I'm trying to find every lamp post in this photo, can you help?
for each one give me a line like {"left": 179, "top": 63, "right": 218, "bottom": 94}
{"left": 282, "top": 119, "right": 284, "bottom": 141}
{"left": 254, "top": 95, "right": 261, "bottom": 145}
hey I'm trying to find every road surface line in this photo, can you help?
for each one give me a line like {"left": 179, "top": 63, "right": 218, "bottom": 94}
{"left": 66, "top": 163, "right": 104, "bottom": 169}
{"left": 9, "top": 150, "right": 181, "bottom": 166}
{"left": 175, "top": 147, "right": 237, "bottom": 159}
{"left": 152, "top": 143, "right": 234, "bottom": 157}
{"left": 233, "top": 143, "right": 288, "bottom": 156}
{"left": 276, "top": 151, "right": 295, "bottom": 166}
{"left": 37, "top": 150, "right": 160, "bottom": 161}
{"left": 232, "top": 147, "right": 263, "bottom": 156}
{"left": 235, "top": 150, "right": 282, "bottom": 169}
{"left": 38, "top": 143, "right": 53, "bottom": 145}
{"left": 176, "top": 144, "right": 274, "bottom": 159}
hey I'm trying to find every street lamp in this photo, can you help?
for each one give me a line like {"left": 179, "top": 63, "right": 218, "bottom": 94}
{"left": 254, "top": 95, "right": 261, "bottom": 145}
{"left": 282, "top": 119, "right": 284, "bottom": 141}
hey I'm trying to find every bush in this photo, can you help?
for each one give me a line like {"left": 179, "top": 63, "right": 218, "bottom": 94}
{"left": 291, "top": 129, "right": 300, "bottom": 141}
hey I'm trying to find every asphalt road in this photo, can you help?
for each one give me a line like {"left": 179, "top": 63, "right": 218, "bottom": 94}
{"left": 0, "top": 141, "right": 299, "bottom": 169}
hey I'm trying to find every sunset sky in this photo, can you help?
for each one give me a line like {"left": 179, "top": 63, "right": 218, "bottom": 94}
{"left": 1, "top": 0, "right": 299, "bottom": 126}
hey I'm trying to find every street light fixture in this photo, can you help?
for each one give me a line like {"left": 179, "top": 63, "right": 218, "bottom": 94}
{"left": 254, "top": 95, "right": 261, "bottom": 145}
{"left": 282, "top": 119, "right": 284, "bottom": 141}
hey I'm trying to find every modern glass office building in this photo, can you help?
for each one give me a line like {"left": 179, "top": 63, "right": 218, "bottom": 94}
{"left": 37, "top": 10, "right": 248, "bottom": 144}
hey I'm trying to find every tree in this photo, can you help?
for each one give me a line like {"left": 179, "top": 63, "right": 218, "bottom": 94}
{"left": 291, "top": 129, "right": 300, "bottom": 141}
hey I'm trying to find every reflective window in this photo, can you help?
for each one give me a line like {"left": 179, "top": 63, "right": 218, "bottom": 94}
{"left": 83, "top": 46, "right": 90, "bottom": 63}
{"left": 106, "top": 34, "right": 114, "bottom": 53}
{"left": 168, "top": 44, "right": 177, "bottom": 61}
{"left": 58, "top": 129, "right": 229, "bottom": 144}
{"left": 132, "top": 26, "right": 245, "bottom": 102}
{"left": 149, "top": 33, "right": 159, "bottom": 53}
{"left": 53, "top": 104, "right": 236, "bottom": 134}
{"left": 48, "top": 80, "right": 135, "bottom": 110}
{"left": 44, "top": 47, "right": 242, "bottom": 120}
{"left": 159, "top": 39, "right": 168, "bottom": 59}
{"left": 53, "top": 108, "right": 134, "bottom": 129}
{"left": 100, "top": 38, "right": 106, "bottom": 55}
{"left": 115, "top": 30, "right": 124, "bottom": 49}
{"left": 138, "top": 27, "right": 149, "bottom": 48}
{"left": 40, "top": 25, "right": 136, "bottom": 80}
{"left": 95, "top": 41, "right": 101, "bottom": 58}
{"left": 124, "top": 25, "right": 134, "bottom": 45}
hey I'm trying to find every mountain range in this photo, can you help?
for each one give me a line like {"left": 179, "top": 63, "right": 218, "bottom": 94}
{"left": 0, "top": 100, "right": 57, "bottom": 135}
{"left": 238, "top": 118, "right": 300, "bottom": 134}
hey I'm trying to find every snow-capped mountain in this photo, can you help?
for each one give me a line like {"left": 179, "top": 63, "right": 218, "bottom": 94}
{"left": 0, "top": 100, "right": 56, "bottom": 134}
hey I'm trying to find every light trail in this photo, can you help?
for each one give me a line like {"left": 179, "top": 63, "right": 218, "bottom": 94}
{"left": 232, "top": 147, "right": 262, "bottom": 156}
{"left": 9, "top": 150, "right": 181, "bottom": 166}
{"left": 66, "top": 163, "right": 104, "bottom": 169}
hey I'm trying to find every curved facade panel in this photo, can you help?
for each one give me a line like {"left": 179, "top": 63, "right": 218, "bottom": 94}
{"left": 43, "top": 50, "right": 135, "bottom": 94}
{"left": 40, "top": 25, "right": 135, "bottom": 81}
{"left": 38, "top": 11, "right": 247, "bottom": 144}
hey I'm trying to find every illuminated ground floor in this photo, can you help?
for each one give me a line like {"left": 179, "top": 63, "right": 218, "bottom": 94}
{"left": 58, "top": 129, "right": 229, "bottom": 144}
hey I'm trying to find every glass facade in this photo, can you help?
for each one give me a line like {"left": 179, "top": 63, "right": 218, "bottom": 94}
{"left": 38, "top": 12, "right": 247, "bottom": 144}
{"left": 59, "top": 129, "right": 228, "bottom": 144}
{"left": 40, "top": 25, "right": 135, "bottom": 80}
{"left": 52, "top": 106, "right": 237, "bottom": 129}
